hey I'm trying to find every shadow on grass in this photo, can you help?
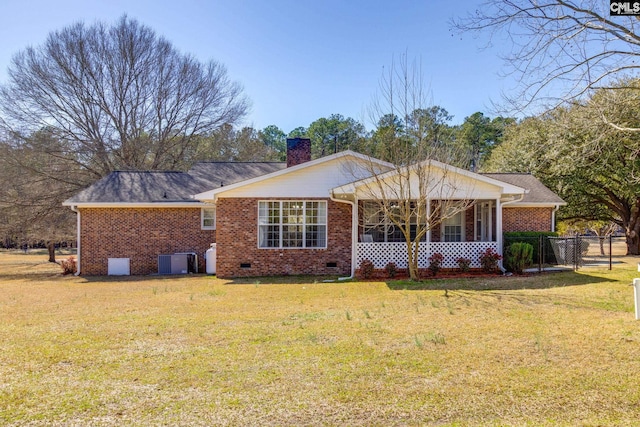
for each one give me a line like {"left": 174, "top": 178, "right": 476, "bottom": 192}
{"left": 385, "top": 271, "right": 616, "bottom": 291}
{"left": 76, "top": 273, "right": 220, "bottom": 284}
{"left": 224, "top": 275, "right": 344, "bottom": 285}
{"left": 78, "top": 274, "right": 345, "bottom": 285}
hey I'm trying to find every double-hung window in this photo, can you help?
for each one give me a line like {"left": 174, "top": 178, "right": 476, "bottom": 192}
{"left": 258, "top": 201, "right": 327, "bottom": 248}
{"left": 201, "top": 207, "right": 216, "bottom": 230}
{"left": 442, "top": 210, "right": 464, "bottom": 242}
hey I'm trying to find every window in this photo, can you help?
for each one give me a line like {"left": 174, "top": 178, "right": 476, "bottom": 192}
{"left": 362, "top": 201, "right": 425, "bottom": 243}
{"left": 475, "top": 202, "right": 493, "bottom": 242}
{"left": 258, "top": 201, "right": 327, "bottom": 249}
{"left": 201, "top": 207, "right": 216, "bottom": 230}
{"left": 442, "top": 210, "right": 463, "bottom": 242}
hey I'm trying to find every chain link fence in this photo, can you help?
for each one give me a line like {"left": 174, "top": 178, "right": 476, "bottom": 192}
{"left": 504, "top": 235, "right": 627, "bottom": 271}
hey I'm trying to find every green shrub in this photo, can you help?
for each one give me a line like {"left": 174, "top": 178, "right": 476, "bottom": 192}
{"left": 505, "top": 242, "right": 534, "bottom": 274}
{"left": 504, "top": 231, "right": 559, "bottom": 265}
{"left": 456, "top": 257, "right": 471, "bottom": 272}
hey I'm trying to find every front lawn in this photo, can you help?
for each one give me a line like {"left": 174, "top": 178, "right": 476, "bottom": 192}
{"left": 1, "top": 251, "right": 639, "bottom": 426}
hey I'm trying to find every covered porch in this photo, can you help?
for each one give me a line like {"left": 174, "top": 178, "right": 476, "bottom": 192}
{"left": 356, "top": 200, "right": 499, "bottom": 270}
{"left": 329, "top": 159, "right": 528, "bottom": 276}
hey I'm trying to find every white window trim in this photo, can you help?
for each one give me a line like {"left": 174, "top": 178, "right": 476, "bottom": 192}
{"left": 257, "top": 200, "right": 327, "bottom": 249}
{"left": 440, "top": 210, "right": 465, "bottom": 242}
{"left": 474, "top": 201, "right": 494, "bottom": 242}
{"left": 201, "top": 207, "right": 216, "bottom": 230}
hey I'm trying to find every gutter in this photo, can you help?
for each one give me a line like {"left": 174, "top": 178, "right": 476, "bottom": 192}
{"left": 70, "top": 205, "right": 81, "bottom": 276}
{"left": 329, "top": 192, "right": 357, "bottom": 280}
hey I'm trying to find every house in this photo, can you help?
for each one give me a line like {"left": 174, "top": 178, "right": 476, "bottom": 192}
{"left": 63, "top": 138, "right": 565, "bottom": 278}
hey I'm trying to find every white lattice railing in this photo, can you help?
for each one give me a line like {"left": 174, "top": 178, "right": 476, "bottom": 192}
{"left": 356, "top": 241, "right": 499, "bottom": 269}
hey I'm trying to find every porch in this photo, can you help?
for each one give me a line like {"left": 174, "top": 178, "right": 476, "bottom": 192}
{"left": 356, "top": 241, "right": 499, "bottom": 269}
{"left": 356, "top": 199, "right": 499, "bottom": 269}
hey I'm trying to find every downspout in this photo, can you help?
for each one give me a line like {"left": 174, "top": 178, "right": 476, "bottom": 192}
{"left": 498, "top": 194, "right": 526, "bottom": 273}
{"left": 70, "top": 205, "right": 81, "bottom": 276}
{"left": 551, "top": 204, "right": 560, "bottom": 232}
{"left": 330, "top": 192, "right": 357, "bottom": 280}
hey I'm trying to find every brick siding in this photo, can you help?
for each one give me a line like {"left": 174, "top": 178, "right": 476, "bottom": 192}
{"left": 216, "top": 198, "right": 352, "bottom": 278}
{"left": 77, "top": 204, "right": 553, "bottom": 277}
{"left": 79, "top": 208, "right": 215, "bottom": 275}
{"left": 502, "top": 207, "right": 553, "bottom": 232}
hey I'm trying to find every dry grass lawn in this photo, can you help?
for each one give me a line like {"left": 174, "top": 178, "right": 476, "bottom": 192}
{"left": 1, "top": 251, "right": 640, "bottom": 426}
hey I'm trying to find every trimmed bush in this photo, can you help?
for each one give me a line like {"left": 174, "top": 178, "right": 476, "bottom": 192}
{"left": 504, "top": 231, "right": 559, "bottom": 265}
{"left": 479, "top": 248, "right": 502, "bottom": 273}
{"left": 358, "top": 259, "right": 375, "bottom": 279}
{"left": 456, "top": 257, "right": 471, "bottom": 272}
{"left": 505, "top": 242, "right": 534, "bottom": 274}
{"left": 428, "top": 253, "right": 444, "bottom": 276}
{"left": 384, "top": 262, "right": 398, "bottom": 278}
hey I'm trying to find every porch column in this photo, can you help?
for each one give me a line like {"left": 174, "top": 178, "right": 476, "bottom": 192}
{"left": 496, "top": 197, "right": 503, "bottom": 269}
{"left": 351, "top": 197, "right": 359, "bottom": 277}
{"left": 426, "top": 198, "right": 431, "bottom": 243}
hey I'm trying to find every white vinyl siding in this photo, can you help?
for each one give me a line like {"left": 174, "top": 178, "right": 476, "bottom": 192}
{"left": 258, "top": 201, "right": 327, "bottom": 249}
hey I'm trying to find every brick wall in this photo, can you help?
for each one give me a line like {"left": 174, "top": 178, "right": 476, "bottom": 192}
{"left": 216, "top": 198, "right": 352, "bottom": 278}
{"left": 79, "top": 208, "right": 216, "bottom": 275}
{"left": 503, "top": 207, "right": 553, "bottom": 232}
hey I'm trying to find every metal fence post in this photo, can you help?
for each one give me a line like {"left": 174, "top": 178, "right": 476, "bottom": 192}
{"left": 609, "top": 236, "right": 612, "bottom": 270}
{"left": 538, "top": 234, "right": 543, "bottom": 272}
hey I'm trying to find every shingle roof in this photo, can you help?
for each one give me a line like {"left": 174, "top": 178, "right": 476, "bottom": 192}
{"left": 64, "top": 162, "right": 285, "bottom": 204}
{"left": 188, "top": 162, "right": 285, "bottom": 189}
{"left": 65, "top": 162, "right": 564, "bottom": 206}
{"left": 483, "top": 173, "right": 565, "bottom": 205}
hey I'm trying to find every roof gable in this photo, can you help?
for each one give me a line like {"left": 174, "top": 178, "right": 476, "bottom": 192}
{"left": 332, "top": 159, "right": 527, "bottom": 200}
{"left": 194, "top": 150, "right": 394, "bottom": 200}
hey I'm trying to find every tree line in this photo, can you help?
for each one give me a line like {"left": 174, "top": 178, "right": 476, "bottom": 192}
{"left": 0, "top": 106, "right": 510, "bottom": 250}
{"left": 4, "top": 7, "right": 640, "bottom": 257}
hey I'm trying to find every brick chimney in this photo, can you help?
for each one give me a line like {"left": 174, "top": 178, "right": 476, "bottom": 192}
{"left": 286, "top": 137, "right": 311, "bottom": 167}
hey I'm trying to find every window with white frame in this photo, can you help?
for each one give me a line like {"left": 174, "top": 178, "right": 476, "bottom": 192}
{"left": 258, "top": 201, "right": 327, "bottom": 248}
{"left": 362, "top": 201, "right": 425, "bottom": 243}
{"left": 201, "top": 207, "right": 216, "bottom": 230}
{"left": 475, "top": 201, "right": 493, "bottom": 242}
{"left": 441, "top": 210, "right": 464, "bottom": 242}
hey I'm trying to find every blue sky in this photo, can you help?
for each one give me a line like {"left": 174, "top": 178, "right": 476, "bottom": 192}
{"left": 0, "top": 0, "right": 507, "bottom": 133}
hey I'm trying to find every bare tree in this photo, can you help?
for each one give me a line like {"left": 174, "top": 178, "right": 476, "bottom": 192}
{"left": 354, "top": 55, "right": 474, "bottom": 280}
{"left": 0, "top": 16, "right": 249, "bottom": 251}
{"left": 354, "top": 159, "right": 475, "bottom": 280}
{"left": 453, "top": 1, "right": 640, "bottom": 117}
{"left": 0, "top": 15, "right": 249, "bottom": 180}
{"left": 0, "top": 131, "right": 77, "bottom": 260}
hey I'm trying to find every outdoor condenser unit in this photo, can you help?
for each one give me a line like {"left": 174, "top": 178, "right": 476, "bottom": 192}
{"left": 158, "top": 254, "right": 189, "bottom": 275}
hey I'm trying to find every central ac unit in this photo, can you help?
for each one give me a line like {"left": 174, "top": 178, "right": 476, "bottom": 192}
{"left": 158, "top": 254, "right": 189, "bottom": 274}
